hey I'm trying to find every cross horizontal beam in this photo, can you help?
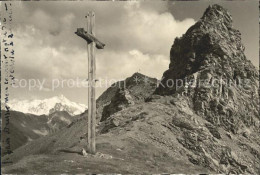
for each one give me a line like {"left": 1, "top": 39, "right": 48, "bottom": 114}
{"left": 75, "top": 28, "right": 105, "bottom": 49}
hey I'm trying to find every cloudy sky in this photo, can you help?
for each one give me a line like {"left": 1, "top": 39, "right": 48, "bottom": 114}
{"left": 8, "top": 0, "right": 259, "bottom": 104}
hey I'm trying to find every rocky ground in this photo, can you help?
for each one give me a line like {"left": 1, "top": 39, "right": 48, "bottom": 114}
{"left": 2, "top": 4, "right": 260, "bottom": 174}
{"left": 2, "top": 94, "right": 260, "bottom": 173}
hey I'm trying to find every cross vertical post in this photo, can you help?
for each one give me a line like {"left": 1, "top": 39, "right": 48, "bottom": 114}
{"left": 86, "top": 12, "right": 92, "bottom": 153}
{"left": 75, "top": 11, "right": 105, "bottom": 154}
{"left": 89, "top": 11, "right": 96, "bottom": 154}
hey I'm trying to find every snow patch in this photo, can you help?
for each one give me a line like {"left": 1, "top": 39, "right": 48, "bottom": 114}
{"left": 59, "top": 116, "right": 71, "bottom": 124}
{"left": 32, "top": 129, "right": 49, "bottom": 136}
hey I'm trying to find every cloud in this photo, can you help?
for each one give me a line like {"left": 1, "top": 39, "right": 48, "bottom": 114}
{"left": 14, "top": 31, "right": 88, "bottom": 80}
{"left": 96, "top": 49, "right": 169, "bottom": 80}
{"left": 11, "top": 1, "right": 196, "bottom": 103}
{"left": 100, "top": 2, "right": 195, "bottom": 55}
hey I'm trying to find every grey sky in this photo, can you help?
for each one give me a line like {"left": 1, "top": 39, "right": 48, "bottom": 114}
{"left": 9, "top": 0, "right": 259, "bottom": 104}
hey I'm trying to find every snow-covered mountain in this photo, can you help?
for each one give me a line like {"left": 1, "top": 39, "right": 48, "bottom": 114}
{"left": 7, "top": 95, "right": 87, "bottom": 116}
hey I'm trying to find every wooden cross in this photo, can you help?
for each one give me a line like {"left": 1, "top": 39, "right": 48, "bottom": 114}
{"left": 75, "top": 11, "right": 105, "bottom": 154}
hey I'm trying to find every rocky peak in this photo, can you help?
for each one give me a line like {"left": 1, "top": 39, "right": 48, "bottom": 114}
{"left": 201, "top": 4, "right": 233, "bottom": 28}
{"left": 130, "top": 72, "right": 146, "bottom": 79}
{"left": 124, "top": 72, "right": 157, "bottom": 88}
{"left": 96, "top": 72, "right": 158, "bottom": 122}
{"left": 155, "top": 4, "right": 258, "bottom": 95}
{"left": 155, "top": 4, "right": 259, "bottom": 135}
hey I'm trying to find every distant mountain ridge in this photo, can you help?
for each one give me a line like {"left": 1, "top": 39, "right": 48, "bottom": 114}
{"left": 6, "top": 95, "right": 87, "bottom": 116}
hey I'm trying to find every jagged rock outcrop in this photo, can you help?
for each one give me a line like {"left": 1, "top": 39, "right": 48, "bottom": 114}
{"left": 146, "top": 4, "right": 260, "bottom": 173}
{"left": 155, "top": 4, "right": 259, "bottom": 133}
{"left": 151, "top": 4, "right": 260, "bottom": 173}
{"left": 100, "top": 88, "right": 135, "bottom": 122}
{"left": 156, "top": 4, "right": 258, "bottom": 93}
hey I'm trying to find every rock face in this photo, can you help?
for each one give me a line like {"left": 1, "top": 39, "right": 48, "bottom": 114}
{"left": 156, "top": 4, "right": 257, "bottom": 94}
{"left": 148, "top": 4, "right": 260, "bottom": 173}
{"left": 155, "top": 4, "right": 259, "bottom": 133}
{"left": 100, "top": 88, "right": 134, "bottom": 122}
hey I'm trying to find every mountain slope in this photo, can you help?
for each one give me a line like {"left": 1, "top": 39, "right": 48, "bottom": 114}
{"left": 1, "top": 110, "right": 76, "bottom": 156}
{"left": 1, "top": 111, "right": 50, "bottom": 156}
{"left": 2, "top": 103, "right": 210, "bottom": 174}
{"left": 8, "top": 95, "right": 87, "bottom": 116}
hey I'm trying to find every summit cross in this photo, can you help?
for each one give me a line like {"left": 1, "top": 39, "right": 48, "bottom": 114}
{"left": 75, "top": 11, "right": 105, "bottom": 154}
